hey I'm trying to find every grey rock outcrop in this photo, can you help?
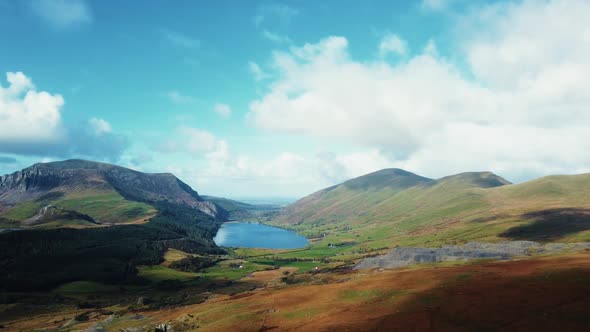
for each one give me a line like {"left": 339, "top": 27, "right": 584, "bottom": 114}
{"left": 354, "top": 241, "right": 590, "bottom": 270}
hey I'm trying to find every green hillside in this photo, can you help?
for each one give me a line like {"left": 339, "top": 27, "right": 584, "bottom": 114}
{"left": 270, "top": 170, "right": 590, "bottom": 258}
{"left": 0, "top": 190, "right": 155, "bottom": 228}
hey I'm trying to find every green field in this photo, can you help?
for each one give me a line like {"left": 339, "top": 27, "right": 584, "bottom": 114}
{"left": 137, "top": 265, "right": 200, "bottom": 283}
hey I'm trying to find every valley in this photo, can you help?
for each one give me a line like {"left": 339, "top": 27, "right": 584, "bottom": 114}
{"left": 1, "top": 161, "right": 590, "bottom": 331}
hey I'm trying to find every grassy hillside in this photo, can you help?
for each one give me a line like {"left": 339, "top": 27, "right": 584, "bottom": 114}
{"left": 0, "top": 190, "right": 156, "bottom": 228}
{"left": 270, "top": 170, "right": 590, "bottom": 259}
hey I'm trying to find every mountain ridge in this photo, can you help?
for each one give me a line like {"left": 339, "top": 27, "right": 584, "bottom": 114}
{"left": 0, "top": 159, "right": 227, "bottom": 226}
{"left": 275, "top": 168, "right": 512, "bottom": 226}
{"left": 271, "top": 167, "right": 590, "bottom": 248}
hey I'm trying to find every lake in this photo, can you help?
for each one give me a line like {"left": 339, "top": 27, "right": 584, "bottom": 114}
{"left": 213, "top": 222, "right": 309, "bottom": 249}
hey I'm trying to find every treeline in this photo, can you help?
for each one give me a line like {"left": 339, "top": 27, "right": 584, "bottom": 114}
{"left": 0, "top": 202, "right": 225, "bottom": 291}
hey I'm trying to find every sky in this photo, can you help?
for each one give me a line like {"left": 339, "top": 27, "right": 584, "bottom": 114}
{"left": 1, "top": 0, "right": 590, "bottom": 199}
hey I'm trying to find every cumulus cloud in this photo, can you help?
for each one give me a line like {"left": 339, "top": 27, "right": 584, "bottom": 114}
{"left": 249, "top": 0, "right": 590, "bottom": 182}
{"left": 183, "top": 127, "right": 219, "bottom": 153}
{"left": 182, "top": 145, "right": 397, "bottom": 197}
{"left": 378, "top": 33, "right": 407, "bottom": 57}
{"left": 154, "top": 125, "right": 397, "bottom": 196}
{"left": 88, "top": 117, "right": 112, "bottom": 134}
{"left": 214, "top": 103, "right": 232, "bottom": 118}
{"left": 30, "top": 0, "right": 92, "bottom": 28}
{"left": 69, "top": 119, "right": 129, "bottom": 162}
{"left": 156, "top": 127, "right": 223, "bottom": 155}
{"left": 0, "top": 72, "right": 128, "bottom": 161}
{"left": 0, "top": 72, "right": 65, "bottom": 153}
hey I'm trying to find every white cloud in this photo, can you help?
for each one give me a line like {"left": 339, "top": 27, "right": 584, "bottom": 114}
{"left": 0, "top": 72, "right": 128, "bottom": 160}
{"left": 88, "top": 118, "right": 112, "bottom": 135}
{"left": 249, "top": 0, "right": 590, "bottom": 182}
{"left": 378, "top": 33, "right": 407, "bottom": 57}
{"left": 214, "top": 103, "right": 232, "bottom": 118}
{"left": 187, "top": 146, "right": 397, "bottom": 197}
{"left": 151, "top": 125, "right": 398, "bottom": 196}
{"left": 0, "top": 72, "right": 65, "bottom": 145}
{"left": 157, "top": 127, "right": 222, "bottom": 155}
{"left": 30, "top": 0, "right": 92, "bottom": 28}
{"left": 262, "top": 29, "right": 291, "bottom": 43}
{"left": 248, "top": 61, "right": 269, "bottom": 81}
{"left": 182, "top": 127, "right": 219, "bottom": 153}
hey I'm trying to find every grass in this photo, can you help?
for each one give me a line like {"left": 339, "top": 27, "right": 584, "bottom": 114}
{"left": 197, "top": 260, "right": 268, "bottom": 280}
{"left": 282, "top": 307, "right": 321, "bottom": 320}
{"left": 252, "top": 259, "right": 324, "bottom": 273}
{"left": 163, "top": 248, "right": 194, "bottom": 264}
{"left": 0, "top": 190, "right": 156, "bottom": 226}
{"left": 57, "top": 191, "right": 156, "bottom": 223}
{"left": 32, "top": 219, "right": 97, "bottom": 229}
{"left": 339, "top": 289, "right": 383, "bottom": 301}
{"left": 2, "top": 201, "right": 44, "bottom": 220}
{"left": 137, "top": 265, "right": 199, "bottom": 283}
{"left": 338, "top": 288, "right": 406, "bottom": 303}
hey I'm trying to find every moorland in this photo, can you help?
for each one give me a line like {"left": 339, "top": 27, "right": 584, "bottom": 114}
{"left": 1, "top": 160, "right": 590, "bottom": 331}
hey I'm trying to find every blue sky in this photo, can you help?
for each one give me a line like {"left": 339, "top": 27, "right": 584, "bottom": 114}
{"left": 1, "top": 0, "right": 590, "bottom": 198}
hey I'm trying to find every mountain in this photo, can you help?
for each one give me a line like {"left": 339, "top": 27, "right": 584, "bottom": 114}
{"left": 202, "top": 195, "right": 281, "bottom": 221}
{"left": 276, "top": 169, "right": 435, "bottom": 226}
{"left": 275, "top": 169, "right": 510, "bottom": 226}
{"left": 272, "top": 168, "right": 590, "bottom": 246}
{"left": 0, "top": 159, "right": 226, "bottom": 228}
{"left": 0, "top": 159, "right": 228, "bottom": 291}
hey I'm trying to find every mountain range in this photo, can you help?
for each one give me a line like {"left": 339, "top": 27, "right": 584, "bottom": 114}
{"left": 273, "top": 168, "right": 590, "bottom": 246}
{"left": 2, "top": 159, "right": 590, "bottom": 330}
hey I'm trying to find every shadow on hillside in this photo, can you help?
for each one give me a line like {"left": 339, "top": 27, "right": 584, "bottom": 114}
{"left": 366, "top": 266, "right": 590, "bottom": 331}
{"left": 500, "top": 208, "right": 590, "bottom": 241}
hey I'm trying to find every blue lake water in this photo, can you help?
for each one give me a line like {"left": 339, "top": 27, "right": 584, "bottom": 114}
{"left": 213, "top": 222, "right": 309, "bottom": 249}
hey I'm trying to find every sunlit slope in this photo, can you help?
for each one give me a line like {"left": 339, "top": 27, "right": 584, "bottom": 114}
{"left": 272, "top": 169, "right": 590, "bottom": 247}
{"left": 276, "top": 169, "right": 435, "bottom": 226}
{"left": 0, "top": 189, "right": 155, "bottom": 229}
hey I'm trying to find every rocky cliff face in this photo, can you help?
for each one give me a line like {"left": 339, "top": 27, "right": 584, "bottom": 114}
{"left": 0, "top": 159, "right": 227, "bottom": 220}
